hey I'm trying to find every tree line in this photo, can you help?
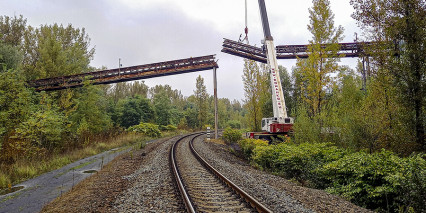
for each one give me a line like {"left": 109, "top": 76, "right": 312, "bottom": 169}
{"left": 0, "top": 15, "right": 245, "bottom": 164}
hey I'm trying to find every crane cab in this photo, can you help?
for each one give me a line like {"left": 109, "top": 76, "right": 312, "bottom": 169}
{"left": 261, "top": 117, "right": 293, "bottom": 133}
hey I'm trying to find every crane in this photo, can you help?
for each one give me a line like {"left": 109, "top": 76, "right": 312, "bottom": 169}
{"left": 247, "top": 0, "right": 294, "bottom": 140}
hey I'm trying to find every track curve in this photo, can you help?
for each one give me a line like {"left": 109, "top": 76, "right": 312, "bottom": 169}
{"left": 170, "top": 133, "right": 272, "bottom": 213}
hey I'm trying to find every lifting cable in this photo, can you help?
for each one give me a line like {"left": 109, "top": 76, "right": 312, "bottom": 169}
{"left": 239, "top": 0, "right": 249, "bottom": 44}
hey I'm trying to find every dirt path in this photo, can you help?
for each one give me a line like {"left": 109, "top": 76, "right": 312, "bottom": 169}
{"left": 0, "top": 146, "right": 131, "bottom": 213}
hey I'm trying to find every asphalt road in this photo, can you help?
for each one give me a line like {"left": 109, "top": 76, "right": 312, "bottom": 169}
{"left": 0, "top": 147, "right": 130, "bottom": 213}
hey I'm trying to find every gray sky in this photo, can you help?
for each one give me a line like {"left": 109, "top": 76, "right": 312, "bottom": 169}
{"left": 1, "top": 0, "right": 361, "bottom": 101}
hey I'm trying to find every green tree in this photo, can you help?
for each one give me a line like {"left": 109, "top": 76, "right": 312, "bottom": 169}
{"left": 0, "top": 70, "right": 32, "bottom": 145}
{"left": 350, "top": 0, "right": 425, "bottom": 151}
{"left": 0, "top": 15, "right": 27, "bottom": 46}
{"left": 118, "top": 95, "right": 153, "bottom": 128}
{"left": 295, "top": 0, "right": 344, "bottom": 117}
{"left": 70, "top": 82, "right": 111, "bottom": 137}
{"left": 242, "top": 59, "right": 262, "bottom": 131}
{"left": 279, "top": 65, "right": 295, "bottom": 115}
{"left": 0, "top": 42, "right": 22, "bottom": 72}
{"left": 194, "top": 75, "right": 208, "bottom": 129}
{"left": 14, "top": 93, "right": 66, "bottom": 150}
{"left": 22, "top": 23, "right": 94, "bottom": 80}
{"left": 184, "top": 95, "right": 199, "bottom": 129}
{"left": 153, "top": 90, "right": 172, "bottom": 126}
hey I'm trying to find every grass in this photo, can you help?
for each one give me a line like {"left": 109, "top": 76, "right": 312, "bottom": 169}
{"left": 0, "top": 132, "right": 167, "bottom": 190}
{"left": 0, "top": 172, "right": 11, "bottom": 189}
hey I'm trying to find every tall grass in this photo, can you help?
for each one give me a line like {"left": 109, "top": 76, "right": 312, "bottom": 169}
{"left": 0, "top": 132, "right": 149, "bottom": 190}
{"left": 0, "top": 172, "right": 11, "bottom": 189}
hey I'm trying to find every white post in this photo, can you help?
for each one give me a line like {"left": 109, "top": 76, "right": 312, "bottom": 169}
{"left": 207, "top": 126, "right": 211, "bottom": 140}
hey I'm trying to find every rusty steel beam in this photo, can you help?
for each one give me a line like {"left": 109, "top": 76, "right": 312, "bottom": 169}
{"left": 222, "top": 38, "right": 371, "bottom": 61}
{"left": 276, "top": 42, "right": 372, "bottom": 59}
{"left": 222, "top": 39, "right": 267, "bottom": 63}
{"left": 29, "top": 55, "right": 218, "bottom": 91}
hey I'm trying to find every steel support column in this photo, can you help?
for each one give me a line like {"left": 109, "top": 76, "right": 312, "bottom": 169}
{"left": 213, "top": 66, "right": 218, "bottom": 139}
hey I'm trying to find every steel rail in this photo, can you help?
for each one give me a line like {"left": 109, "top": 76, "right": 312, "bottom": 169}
{"left": 170, "top": 133, "right": 202, "bottom": 213}
{"left": 189, "top": 135, "right": 273, "bottom": 213}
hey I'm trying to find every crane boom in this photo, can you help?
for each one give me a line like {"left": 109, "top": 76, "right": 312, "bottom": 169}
{"left": 258, "top": 0, "right": 293, "bottom": 133}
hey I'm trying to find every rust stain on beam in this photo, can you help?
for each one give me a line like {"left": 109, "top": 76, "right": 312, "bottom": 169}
{"left": 29, "top": 55, "right": 218, "bottom": 91}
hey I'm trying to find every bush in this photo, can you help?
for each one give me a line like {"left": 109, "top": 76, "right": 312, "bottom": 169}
{"left": 222, "top": 128, "right": 242, "bottom": 144}
{"left": 238, "top": 138, "right": 268, "bottom": 159}
{"left": 128, "top": 123, "right": 162, "bottom": 138}
{"left": 226, "top": 120, "right": 241, "bottom": 129}
{"left": 160, "top": 124, "right": 177, "bottom": 131}
{"left": 252, "top": 142, "right": 348, "bottom": 185}
{"left": 316, "top": 150, "right": 426, "bottom": 212}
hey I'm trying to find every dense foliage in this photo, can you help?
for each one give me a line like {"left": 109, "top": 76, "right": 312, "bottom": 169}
{"left": 222, "top": 127, "right": 243, "bottom": 144}
{"left": 127, "top": 123, "right": 162, "bottom": 138}
{"left": 234, "top": 139, "right": 425, "bottom": 212}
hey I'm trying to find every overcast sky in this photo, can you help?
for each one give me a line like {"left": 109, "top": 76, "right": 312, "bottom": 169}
{"left": 1, "top": 0, "right": 361, "bottom": 101}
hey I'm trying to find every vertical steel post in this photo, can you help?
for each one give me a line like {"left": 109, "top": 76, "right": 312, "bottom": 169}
{"left": 213, "top": 67, "right": 218, "bottom": 139}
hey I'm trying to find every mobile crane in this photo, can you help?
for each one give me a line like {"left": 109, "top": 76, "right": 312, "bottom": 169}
{"left": 247, "top": 0, "right": 294, "bottom": 140}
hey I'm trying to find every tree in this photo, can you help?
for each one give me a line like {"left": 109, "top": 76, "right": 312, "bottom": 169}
{"left": 129, "top": 81, "right": 149, "bottom": 98}
{"left": 0, "top": 69, "right": 32, "bottom": 143}
{"left": 22, "top": 23, "right": 94, "bottom": 80}
{"left": 153, "top": 90, "right": 172, "bottom": 126}
{"left": 194, "top": 75, "right": 208, "bottom": 129}
{"left": 14, "top": 93, "right": 66, "bottom": 151}
{"left": 279, "top": 65, "right": 295, "bottom": 115}
{"left": 242, "top": 59, "right": 263, "bottom": 131}
{"left": 0, "top": 42, "right": 22, "bottom": 72}
{"left": 350, "top": 0, "right": 425, "bottom": 151}
{"left": 69, "top": 82, "right": 111, "bottom": 137}
{"left": 295, "top": 0, "right": 344, "bottom": 117}
{"left": 0, "top": 15, "right": 27, "bottom": 46}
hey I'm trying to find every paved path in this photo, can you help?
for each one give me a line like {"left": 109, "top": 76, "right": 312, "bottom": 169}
{"left": 0, "top": 147, "right": 130, "bottom": 213}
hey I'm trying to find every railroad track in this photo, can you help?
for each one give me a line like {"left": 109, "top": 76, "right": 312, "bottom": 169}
{"left": 170, "top": 133, "right": 272, "bottom": 213}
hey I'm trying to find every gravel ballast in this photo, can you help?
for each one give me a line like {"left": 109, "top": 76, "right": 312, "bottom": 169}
{"left": 193, "top": 137, "right": 372, "bottom": 213}
{"left": 113, "top": 136, "right": 184, "bottom": 212}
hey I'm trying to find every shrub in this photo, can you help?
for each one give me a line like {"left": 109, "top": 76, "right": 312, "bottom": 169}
{"left": 252, "top": 142, "right": 348, "bottom": 185}
{"left": 222, "top": 127, "right": 242, "bottom": 144}
{"left": 226, "top": 120, "right": 241, "bottom": 129}
{"left": 237, "top": 138, "right": 268, "bottom": 159}
{"left": 128, "top": 123, "right": 162, "bottom": 138}
{"left": 159, "top": 124, "right": 177, "bottom": 131}
{"left": 316, "top": 150, "right": 426, "bottom": 212}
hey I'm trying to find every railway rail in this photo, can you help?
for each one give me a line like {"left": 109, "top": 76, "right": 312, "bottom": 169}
{"left": 170, "top": 133, "right": 272, "bottom": 213}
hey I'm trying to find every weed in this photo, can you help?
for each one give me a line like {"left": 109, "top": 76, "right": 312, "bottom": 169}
{"left": 0, "top": 172, "right": 11, "bottom": 188}
{"left": 14, "top": 165, "right": 37, "bottom": 180}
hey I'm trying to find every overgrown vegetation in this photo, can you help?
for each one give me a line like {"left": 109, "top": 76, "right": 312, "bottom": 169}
{"left": 0, "top": 133, "right": 145, "bottom": 189}
{"left": 232, "top": 137, "right": 425, "bottom": 212}
{"left": 222, "top": 127, "right": 243, "bottom": 144}
{"left": 0, "top": 15, "right": 246, "bottom": 189}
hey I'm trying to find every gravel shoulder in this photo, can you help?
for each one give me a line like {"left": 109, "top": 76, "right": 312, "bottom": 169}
{"left": 193, "top": 137, "right": 372, "bottom": 213}
{"left": 41, "top": 136, "right": 175, "bottom": 212}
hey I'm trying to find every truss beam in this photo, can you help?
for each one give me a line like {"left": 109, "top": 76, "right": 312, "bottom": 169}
{"left": 29, "top": 55, "right": 218, "bottom": 91}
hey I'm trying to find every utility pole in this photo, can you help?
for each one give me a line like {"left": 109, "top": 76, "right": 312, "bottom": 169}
{"left": 119, "top": 58, "right": 122, "bottom": 76}
{"left": 213, "top": 66, "right": 218, "bottom": 139}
